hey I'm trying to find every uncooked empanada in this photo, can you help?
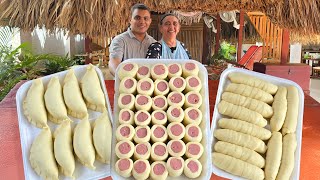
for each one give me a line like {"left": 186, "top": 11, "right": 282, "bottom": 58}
{"left": 93, "top": 111, "right": 112, "bottom": 163}
{"left": 53, "top": 120, "right": 75, "bottom": 178}
{"left": 44, "top": 76, "right": 69, "bottom": 124}
{"left": 63, "top": 69, "right": 88, "bottom": 119}
{"left": 81, "top": 64, "right": 106, "bottom": 112}
{"left": 29, "top": 128, "right": 59, "bottom": 180}
{"left": 73, "top": 118, "right": 96, "bottom": 169}
{"left": 23, "top": 78, "right": 48, "bottom": 128}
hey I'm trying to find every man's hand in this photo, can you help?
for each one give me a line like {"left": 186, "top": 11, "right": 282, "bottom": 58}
{"left": 108, "top": 57, "right": 121, "bottom": 76}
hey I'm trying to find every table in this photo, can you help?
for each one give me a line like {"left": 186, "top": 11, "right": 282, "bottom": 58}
{"left": 0, "top": 80, "right": 319, "bottom": 180}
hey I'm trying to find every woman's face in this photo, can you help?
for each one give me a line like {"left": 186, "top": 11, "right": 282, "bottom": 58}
{"left": 160, "top": 15, "right": 180, "bottom": 40}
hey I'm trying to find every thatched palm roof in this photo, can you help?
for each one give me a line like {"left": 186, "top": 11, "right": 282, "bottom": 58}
{"left": 0, "top": 0, "right": 320, "bottom": 44}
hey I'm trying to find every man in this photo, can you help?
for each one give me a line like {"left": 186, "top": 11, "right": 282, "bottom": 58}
{"left": 108, "top": 3, "right": 156, "bottom": 76}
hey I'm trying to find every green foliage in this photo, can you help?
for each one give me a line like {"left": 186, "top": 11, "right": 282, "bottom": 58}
{"left": 209, "top": 41, "right": 237, "bottom": 65}
{"left": 41, "top": 54, "right": 76, "bottom": 75}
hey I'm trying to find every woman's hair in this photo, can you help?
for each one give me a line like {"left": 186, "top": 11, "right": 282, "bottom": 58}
{"left": 159, "top": 13, "right": 179, "bottom": 25}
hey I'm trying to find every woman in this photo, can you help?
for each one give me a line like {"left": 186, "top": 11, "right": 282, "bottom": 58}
{"left": 146, "top": 13, "right": 191, "bottom": 59}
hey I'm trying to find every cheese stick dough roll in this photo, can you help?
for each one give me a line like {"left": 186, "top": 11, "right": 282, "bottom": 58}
{"left": 118, "top": 109, "right": 134, "bottom": 125}
{"left": 118, "top": 62, "right": 138, "bottom": 80}
{"left": 214, "top": 129, "right": 267, "bottom": 154}
{"left": 213, "top": 153, "right": 264, "bottom": 180}
{"left": 135, "top": 94, "right": 152, "bottom": 111}
{"left": 116, "top": 124, "right": 135, "bottom": 141}
{"left": 137, "top": 65, "right": 151, "bottom": 80}
{"left": 167, "top": 139, "right": 186, "bottom": 157}
{"left": 151, "top": 63, "right": 168, "bottom": 80}
{"left": 185, "top": 76, "right": 202, "bottom": 92}
{"left": 167, "top": 105, "right": 184, "bottom": 123}
{"left": 184, "top": 158, "right": 202, "bottom": 179}
{"left": 218, "top": 118, "right": 271, "bottom": 140}
{"left": 151, "top": 142, "right": 169, "bottom": 161}
{"left": 133, "top": 126, "right": 151, "bottom": 143}
{"left": 214, "top": 141, "right": 265, "bottom": 168}
{"left": 184, "top": 91, "right": 202, "bottom": 108}
{"left": 282, "top": 86, "right": 299, "bottom": 135}
{"left": 119, "top": 77, "right": 137, "bottom": 94}
{"left": 151, "top": 110, "right": 167, "bottom": 125}
{"left": 118, "top": 94, "right": 135, "bottom": 110}
{"left": 228, "top": 72, "right": 278, "bottom": 95}
{"left": 270, "top": 86, "right": 287, "bottom": 132}
{"left": 218, "top": 100, "right": 268, "bottom": 127}
{"left": 169, "top": 76, "right": 186, "bottom": 92}
{"left": 166, "top": 157, "right": 184, "bottom": 177}
{"left": 115, "top": 158, "right": 133, "bottom": 178}
{"left": 167, "top": 91, "right": 185, "bottom": 107}
{"left": 115, "top": 140, "right": 134, "bottom": 159}
{"left": 134, "top": 110, "right": 151, "bottom": 126}
{"left": 137, "top": 77, "right": 154, "bottom": 96}
{"left": 277, "top": 133, "right": 297, "bottom": 180}
{"left": 265, "top": 132, "right": 282, "bottom": 180}
{"left": 182, "top": 62, "right": 199, "bottom": 77}
{"left": 134, "top": 142, "right": 151, "bottom": 160}
{"left": 168, "top": 63, "right": 182, "bottom": 79}
{"left": 152, "top": 95, "right": 168, "bottom": 111}
{"left": 185, "top": 142, "right": 204, "bottom": 159}
{"left": 151, "top": 124, "right": 168, "bottom": 143}
{"left": 150, "top": 161, "right": 169, "bottom": 180}
{"left": 132, "top": 159, "right": 151, "bottom": 180}
{"left": 154, "top": 79, "right": 170, "bottom": 96}
{"left": 183, "top": 107, "right": 202, "bottom": 126}
{"left": 184, "top": 124, "right": 202, "bottom": 142}
{"left": 167, "top": 122, "right": 186, "bottom": 140}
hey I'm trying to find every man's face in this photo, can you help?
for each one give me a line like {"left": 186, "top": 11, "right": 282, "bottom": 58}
{"left": 130, "top": 9, "right": 152, "bottom": 35}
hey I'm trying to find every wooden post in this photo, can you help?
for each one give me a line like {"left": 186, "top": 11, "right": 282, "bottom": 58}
{"left": 237, "top": 10, "right": 245, "bottom": 62}
{"left": 84, "top": 36, "right": 92, "bottom": 64}
{"left": 281, "top": 28, "right": 290, "bottom": 64}
{"left": 215, "top": 15, "right": 221, "bottom": 54}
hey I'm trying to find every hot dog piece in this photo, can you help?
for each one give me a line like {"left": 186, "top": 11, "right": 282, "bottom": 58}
{"left": 183, "top": 107, "right": 202, "bottom": 126}
{"left": 115, "top": 158, "right": 133, "bottom": 178}
{"left": 167, "top": 122, "right": 186, "bottom": 140}
{"left": 151, "top": 110, "right": 168, "bottom": 125}
{"left": 116, "top": 124, "right": 135, "bottom": 141}
{"left": 166, "top": 156, "right": 184, "bottom": 177}
{"left": 169, "top": 76, "right": 186, "bottom": 92}
{"left": 118, "top": 94, "right": 135, "bottom": 110}
{"left": 167, "top": 139, "right": 186, "bottom": 157}
{"left": 184, "top": 91, "right": 202, "bottom": 108}
{"left": 182, "top": 62, "right": 199, "bottom": 77}
{"left": 167, "top": 106, "right": 184, "bottom": 123}
{"left": 184, "top": 124, "right": 202, "bottom": 142}
{"left": 167, "top": 91, "right": 185, "bottom": 107}
{"left": 183, "top": 158, "right": 202, "bottom": 178}
{"left": 115, "top": 140, "right": 134, "bottom": 159}
{"left": 134, "top": 110, "right": 151, "bottom": 126}
{"left": 185, "top": 142, "right": 204, "bottom": 159}
{"left": 133, "top": 126, "right": 151, "bottom": 143}
{"left": 132, "top": 159, "right": 151, "bottom": 180}
{"left": 137, "top": 77, "right": 154, "bottom": 96}
{"left": 134, "top": 142, "right": 151, "bottom": 160}
{"left": 154, "top": 79, "right": 170, "bottom": 96}
{"left": 150, "top": 161, "right": 168, "bottom": 180}
{"left": 135, "top": 94, "right": 152, "bottom": 111}
{"left": 137, "top": 65, "right": 151, "bottom": 80}
{"left": 151, "top": 63, "right": 168, "bottom": 80}
{"left": 185, "top": 76, "right": 202, "bottom": 92}
{"left": 168, "top": 63, "right": 182, "bottom": 79}
{"left": 152, "top": 95, "right": 168, "bottom": 111}
{"left": 151, "top": 142, "right": 169, "bottom": 161}
{"left": 118, "top": 109, "right": 134, "bottom": 125}
{"left": 151, "top": 125, "right": 168, "bottom": 143}
{"left": 119, "top": 77, "right": 137, "bottom": 94}
{"left": 118, "top": 62, "right": 138, "bottom": 80}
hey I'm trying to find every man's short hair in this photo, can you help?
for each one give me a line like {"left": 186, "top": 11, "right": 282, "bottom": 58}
{"left": 131, "top": 3, "right": 150, "bottom": 15}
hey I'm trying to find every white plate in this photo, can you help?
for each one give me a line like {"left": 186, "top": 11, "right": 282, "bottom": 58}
{"left": 110, "top": 59, "right": 212, "bottom": 180}
{"left": 211, "top": 67, "right": 304, "bottom": 180}
{"left": 16, "top": 65, "right": 113, "bottom": 180}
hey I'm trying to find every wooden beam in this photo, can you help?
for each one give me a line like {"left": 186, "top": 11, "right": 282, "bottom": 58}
{"left": 202, "top": 21, "right": 210, "bottom": 64}
{"left": 84, "top": 36, "right": 92, "bottom": 64}
{"left": 215, "top": 15, "right": 221, "bottom": 54}
{"left": 281, "top": 28, "right": 290, "bottom": 64}
{"left": 237, "top": 10, "right": 245, "bottom": 62}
